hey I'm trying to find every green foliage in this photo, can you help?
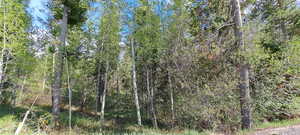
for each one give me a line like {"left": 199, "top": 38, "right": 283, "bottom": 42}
{"left": 0, "top": 0, "right": 36, "bottom": 104}
{"left": 246, "top": 34, "right": 300, "bottom": 122}
{"left": 97, "top": 0, "right": 121, "bottom": 66}
{"left": 260, "top": 39, "right": 283, "bottom": 54}
{"left": 133, "top": 2, "right": 163, "bottom": 64}
{"left": 0, "top": 0, "right": 32, "bottom": 67}
{"left": 286, "top": 36, "right": 300, "bottom": 74}
{"left": 187, "top": 0, "right": 231, "bottom": 37}
{"left": 52, "top": 0, "right": 88, "bottom": 26}
{"left": 1, "top": 0, "right": 300, "bottom": 134}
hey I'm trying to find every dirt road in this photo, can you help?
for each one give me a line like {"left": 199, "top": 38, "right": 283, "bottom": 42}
{"left": 251, "top": 124, "right": 300, "bottom": 135}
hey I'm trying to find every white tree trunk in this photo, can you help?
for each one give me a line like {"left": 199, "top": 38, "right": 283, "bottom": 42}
{"left": 100, "top": 61, "right": 109, "bottom": 121}
{"left": 0, "top": 0, "right": 7, "bottom": 97}
{"left": 131, "top": 39, "right": 142, "bottom": 126}
{"left": 150, "top": 83, "right": 158, "bottom": 128}
{"left": 42, "top": 58, "right": 48, "bottom": 93}
{"left": 147, "top": 69, "right": 158, "bottom": 128}
{"left": 65, "top": 57, "right": 72, "bottom": 132}
{"left": 168, "top": 72, "right": 175, "bottom": 128}
{"left": 15, "top": 96, "right": 39, "bottom": 135}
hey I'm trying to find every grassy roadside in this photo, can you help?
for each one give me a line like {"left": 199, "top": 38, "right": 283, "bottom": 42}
{"left": 237, "top": 118, "right": 300, "bottom": 135}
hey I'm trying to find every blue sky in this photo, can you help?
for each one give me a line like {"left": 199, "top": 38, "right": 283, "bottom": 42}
{"left": 26, "top": 0, "right": 173, "bottom": 38}
{"left": 26, "top": 0, "right": 140, "bottom": 34}
{"left": 27, "top": 0, "right": 50, "bottom": 29}
{"left": 26, "top": 0, "right": 172, "bottom": 27}
{"left": 27, "top": 0, "right": 300, "bottom": 31}
{"left": 27, "top": 0, "right": 139, "bottom": 27}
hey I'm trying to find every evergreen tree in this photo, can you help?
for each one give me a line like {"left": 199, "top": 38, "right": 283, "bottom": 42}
{"left": 0, "top": 0, "right": 32, "bottom": 103}
{"left": 51, "top": 0, "right": 87, "bottom": 126}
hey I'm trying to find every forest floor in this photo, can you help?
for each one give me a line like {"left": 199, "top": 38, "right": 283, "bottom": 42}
{"left": 2, "top": 103, "right": 300, "bottom": 135}
{"left": 0, "top": 103, "right": 210, "bottom": 135}
{"left": 1, "top": 97, "right": 300, "bottom": 135}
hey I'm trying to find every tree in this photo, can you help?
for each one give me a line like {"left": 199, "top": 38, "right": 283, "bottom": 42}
{"left": 164, "top": 0, "right": 189, "bottom": 127}
{"left": 132, "top": 0, "right": 164, "bottom": 128}
{"left": 94, "top": 0, "right": 121, "bottom": 121}
{"left": 51, "top": 0, "right": 87, "bottom": 125}
{"left": 248, "top": 0, "right": 300, "bottom": 122}
{"left": 1, "top": 0, "right": 300, "bottom": 133}
{"left": 52, "top": 4, "right": 68, "bottom": 126}
{"left": 232, "top": 0, "right": 251, "bottom": 129}
{"left": 130, "top": 38, "right": 142, "bottom": 126}
{"left": 0, "top": 0, "right": 31, "bottom": 103}
{"left": 251, "top": 0, "right": 299, "bottom": 54}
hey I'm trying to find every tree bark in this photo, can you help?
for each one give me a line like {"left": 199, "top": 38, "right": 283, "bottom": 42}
{"left": 80, "top": 88, "right": 87, "bottom": 112}
{"left": 100, "top": 61, "right": 109, "bottom": 121}
{"left": 95, "top": 67, "right": 100, "bottom": 113}
{"left": 0, "top": 2, "right": 7, "bottom": 98}
{"left": 66, "top": 57, "right": 72, "bottom": 132}
{"left": 116, "top": 66, "right": 120, "bottom": 94}
{"left": 239, "top": 64, "right": 251, "bottom": 129}
{"left": 232, "top": 0, "right": 252, "bottom": 129}
{"left": 52, "top": 5, "right": 68, "bottom": 126}
{"left": 168, "top": 72, "right": 175, "bottom": 128}
{"left": 147, "top": 69, "right": 158, "bottom": 128}
{"left": 42, "top": 58, "right": 48, "bottom": 93}
{"left": 277, "top": 0, "right": 288, "bottom": 42}
{"left": 95, "top": 66, "right": 100, "bottom": 113}
{"left": 131, "top": 39, "right": 142, "bottom": 126}
{"left": 96, "top": 63, "right": 105, "bottom": 113}
{"left": 146, "top": 69, "right": 151, "bottom": 119}
{"left": 150, "top": 83, "right": 158, "bottom": 128}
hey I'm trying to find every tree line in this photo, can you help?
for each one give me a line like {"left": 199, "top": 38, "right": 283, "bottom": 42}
{"left": 0, "top": 0, "right": 300, "bottom": 133}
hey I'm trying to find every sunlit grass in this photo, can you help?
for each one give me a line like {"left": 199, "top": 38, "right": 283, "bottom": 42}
{"left": 0, "top": 104, "right": 33, "bottom": 135}
{"left": 0, "top": 104, "right": 212, "bottom": 135}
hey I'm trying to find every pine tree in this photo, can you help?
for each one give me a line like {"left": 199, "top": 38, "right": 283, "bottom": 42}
{"left": 51, "top": 0, "right": 87, "bottom": 126}
{"left": 0, "top": 0, "right": 31, "bottom": 103}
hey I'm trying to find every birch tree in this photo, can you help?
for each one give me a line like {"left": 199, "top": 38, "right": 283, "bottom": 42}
{"left": 95, "top": 0, "right": 120, "bottom": 121}
{"left": 232, "top": 0, "right": 251, "bottom": 129}
{"left": 131, "top": 38, "right": 142, "bottom": 126}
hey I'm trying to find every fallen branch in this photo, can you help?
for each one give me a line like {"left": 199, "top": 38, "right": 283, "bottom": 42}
{"left": 15, "top": 96, "right": 39, "bottom": 135}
